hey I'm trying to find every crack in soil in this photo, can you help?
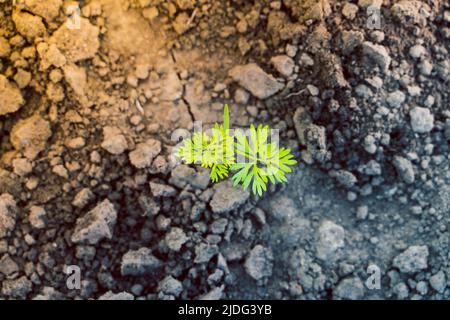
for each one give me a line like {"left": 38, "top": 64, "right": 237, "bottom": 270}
{"left": 169, "top": 48, "right": 195, "bottom": 123}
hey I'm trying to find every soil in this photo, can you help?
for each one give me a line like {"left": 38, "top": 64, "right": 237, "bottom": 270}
{"left": 0, "top": 0, "right": 449, "bottom": 300}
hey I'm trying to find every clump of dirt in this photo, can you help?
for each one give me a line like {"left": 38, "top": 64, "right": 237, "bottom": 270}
{"left": 0, "top": 0, "right": 449, "bottom": 300}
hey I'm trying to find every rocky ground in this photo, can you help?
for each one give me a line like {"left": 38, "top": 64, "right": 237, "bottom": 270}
{"left": 0, "top": 0, "right": 449, "bottom": 300}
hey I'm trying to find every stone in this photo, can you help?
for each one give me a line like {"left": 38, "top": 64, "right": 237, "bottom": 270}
{"left": 10, "top": 115, "right": 52, "bottom": 160}
{"left": 120, "top": 247, "right": 162, "bottom": 276}
{"left": 429, "top": 271, "right": 446, "bottom": 293}
{"left": 172, "top": 13, "right": 192, "bottom": 35}
{"left": 392, "top": 156, "right": 415, "bottom": 184}
{"left": 63, "top": 64, "right": 87, "bottom": 99}
{"left": 0, "top": 75, "right": 24, "bottom": 116}
{"left": 138, "top": 195, "right": 160, "bottom": 216}
{"left": 71, "top": 199, "right": 118, "bottom": 245}
{"left": 0, "top": 254, "right": 19, "bottom": 276}
{"left": 334, "top": 277, "right": 365, "bottom": 300}
{"left": 12, "top": 158, "right": 33, "bottom": 176}
{"left": 229, "top": 63, "right": 284, "bottom": 99}
{"left": 158, "top": 276, "right": 183, "bottom": 297}
{"left": 284, "top": 0, "right": 331, "bottom": 23}
{"left": 277, "top": 217, "right": 311, "bottom": 247}
{"left": 14, "top": 69, "right": 32, "bottom": 89}
{"left": 393, "top": 245, "right": 429, "bottom": 273}
{"left": 234, "top": 88, "right": 250, "bottom": 104}
{"left": 48, "top": 68, "right": 63, "bottom": 83}
{"left": 244, "top": 245, "right": 274, "bottom": 281}
{"left": 363, "top": 135, "right": 377, "bottom": 154}
{"left": 370, "top": 30, "right": 385, "bottom": 43}
{"left": 39, "top": 44, "right": 67, "bottom": 70}
{"left": 130, "top": 284, "right": 143, "bottom": 296}
{"left": 16, "top": 0, "right": 63, "bottom": 21}
{"left": 164, "top": 227, "right": 188, "bottom": 251}
{"left": 386, "top": 90, "right": 406, "bottom": 108}
{"left": 210, "top": 218, "right": 228, "bottom": 234}
{"left": 137, "top": 0, "right": 151, "bottom": 8}
{"left": 416, "top": 281, "right": 428, "bottom": 295}
{"left": 32, "top": 287, "right": 65, "bottom": 300}
{"left": 391, "top": 1, "right": 430, "bottom": 25}
{"left": 444, "top": 10, "right": 450, "bottom": 23}
{"left": 98, "top": 291, "right": 134, "bottom": 300}
{"left": 284, "top": 43, "right": 297, "bottom": 58}
{"left": 303, "top": 124, "right": 330, "bottom": 163}
{"left": 358, "top": 0, "right": 382, "bottom": 8}
{"left": 436, "top": 60, "right": 450, "bottom": 81}
{"left": 0, "top": 194, "right": 17, "bottom": 238}
{"left": 319, "top": 52, "right": 350, "bottom": 89}
{"left": 307, "top": 84, "right": 319, "bottom": 96}
{"left": 150, "top": 181, "right": 176, "bottom": 197}
{"left": 409, "top": 44, "right": 427, "bottom": 59}
{"left": 210, "top": 181, "right": 250, "bottom": 214}
{"left": 46, "top": 82, "right": 65, "bottom": 102}
{"left": 316, "top": 220, "right": 345, "bottom": 260}
{"left": 135, "top": 64, "right": 149, "bottom": 80}
{"left": 393, "top": 282, "right": 409, "bottom": 299}
{"left": 409, "top": 107, "right": 434, "bottom": 133}
{"left": 355, "top": 84, "right": 373, "bottom": 98}
{"left": 342, "top": 3, "right": 359, "bottom": 20}
{"left": 270, "top": 55, "right": 295, "bottom": 77}
{"left": 169, "top": 165, "right": 196, "bottom": 188}
{"left": 143, "top": 7, "right": 159, "bottom": 21}
{"left": 72, "top": 188, "right": 94, "bottom": 209}
{"left": 199, "top": 285, "right": 224, "bottom": 300}
{"left": 335, "top": 170, "right": 357, "bottom": 188}
{"left": 194, "top": 243, "right": 218, "bottom": 264}
{"left": 50, "top": 17, "right": 100, "bottom": 62}
{"left": 237, "top": 37, "right": 249, "bottom": 56}
{"left": 362, "top": 42, "right": 391, "bottom": 73}
{"left": 29, "top": 206, "right": 47, "bottom": 229}
{"left": 341, "top": 30, "right": 364, "bottom": 55}
{"left": 1, "top": 276, "right": 32, "bottom": 298}
{"left": 0, "top": 170, "right": 21, "bottom": 196}
{"left": 0, "top": 37, "right": 11, "bottom": 58}
{"left": 176, "top": 0, "right": 195, "bottom": 10}
{"left": 75, "top": 246, "right": 96, "bottom": 261}
{"left": 52, "top": 165, "right": 69, "bottom": 179}
{"left": 293, "top": 107, "right": 313, "bottom": 145}
{"left": 169, "top": 165, "right": 209, "bottom": 190}
{"left": 66, "top": 137, "right": 85, "bottom": 149}
{"left": 419, "top": 60, "right": 433, "bottom": 76}
{"left": 101, "top": 126, "right": 128, "bottom": 155}
{"left": 12, "top": 10, "right": 46, "bottom": 40}
{"left": 129, "top": 139, "right": 162, "bottom": 169}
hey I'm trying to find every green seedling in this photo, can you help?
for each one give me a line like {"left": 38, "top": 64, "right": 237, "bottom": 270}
{"left": 176, "top": 104, "right": 297, "bottom": 196}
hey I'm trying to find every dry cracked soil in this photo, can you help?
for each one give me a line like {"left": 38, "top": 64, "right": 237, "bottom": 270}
{"left": 0, "top": 0, "right": 450, "bottom": 300}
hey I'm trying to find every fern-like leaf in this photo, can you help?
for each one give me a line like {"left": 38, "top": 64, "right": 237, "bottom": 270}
{"left": 176, "top": 104, "right": 297, "bottom": 196}
{"left": 211, "top": 163, "right": 229, "bottom": 183}
{"left": 231, "top": 124, "right": 297, "bottom": 196}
